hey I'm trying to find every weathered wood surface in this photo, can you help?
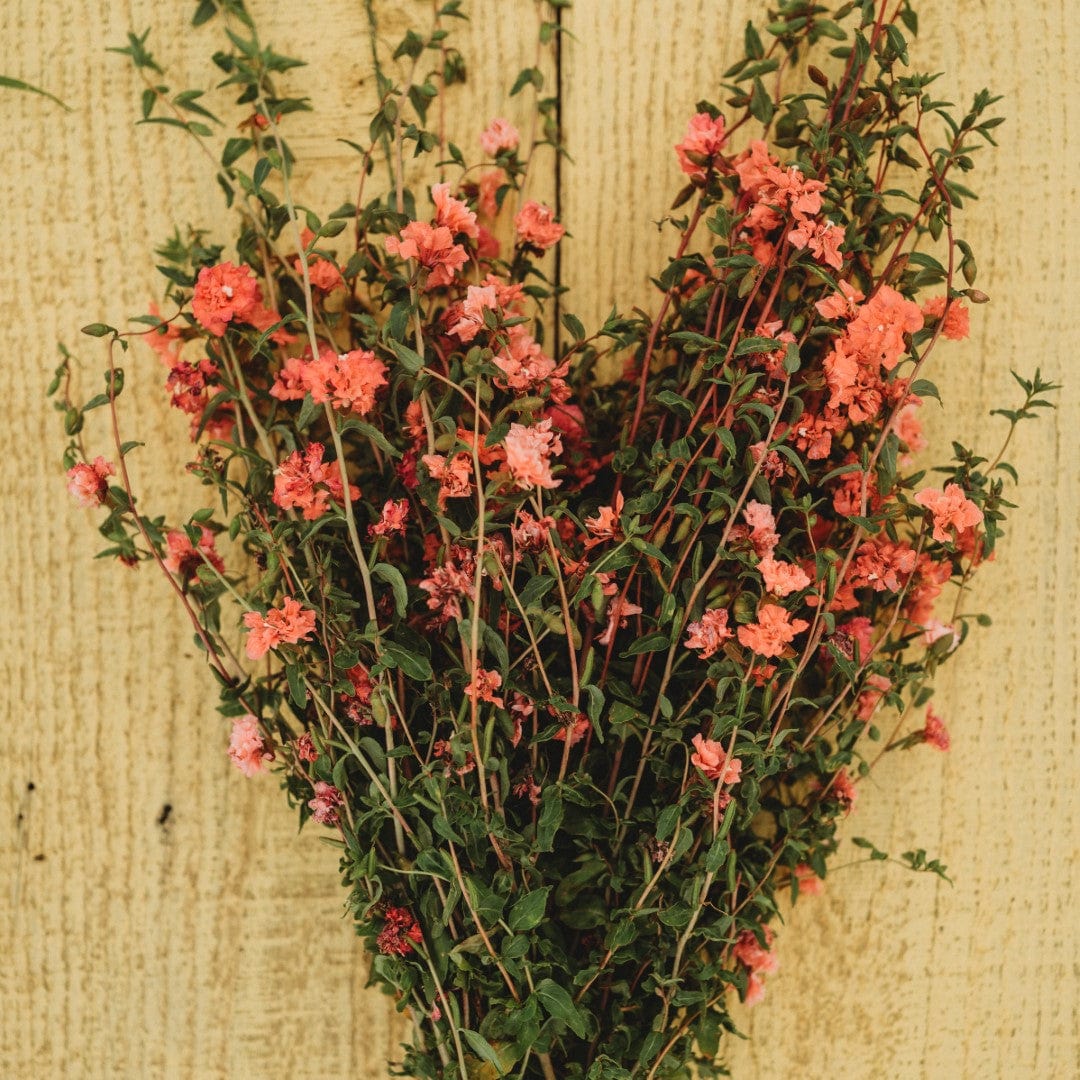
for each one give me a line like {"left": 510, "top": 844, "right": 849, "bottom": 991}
{"left": 1, "top": 1, "right": 1076, "bottom": 1077}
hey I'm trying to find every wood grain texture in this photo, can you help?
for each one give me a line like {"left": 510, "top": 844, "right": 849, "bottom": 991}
{"left": 1, "top": 1, "right": 1075, "bottom": 1078}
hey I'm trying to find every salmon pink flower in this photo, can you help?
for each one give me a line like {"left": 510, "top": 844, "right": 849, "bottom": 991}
{"left": 758, "top": 556, "right": 811, "bottom": 597}
{"left": 690, "top": 734, "right": 742, "bottom": 784}
{"left": 162, "top": 526, "right": 224, "bottom": 581}
{"left": 308, "top": 780, "right": 344, "bottom": 826}
{"left": 144, "top": 303, "right": 183, "bottom": 366}
{"left": 191, "top": 261, "right": 262, "bottom": 337}
{"left": 514, "top": 201, "right": 565, "bottom": 250}
{"left": 737, "top": 603, "right": 809, "bottom": 657}
{"left": 228, "top": 714, "right": 274, "bottom": 777}
{"left": 921, "top": 707, "right": 951, "bottom": 751}
{"left": 465, "top": 667, "right": 505, "bottom": 708}
{"left": 431, "top": 182, "right": 479, "bottom": 241}
{"left": 922, "top": 295, "right": 970, "bottom": 340}
{"left": 66, "top": 456, "right": 114, "bottom": 508}
{"left": 685, "top": 608, "right": 733, "bottom": 659}
{"left": 675, "top": 111, "right": 728, "bottom": 178}
{"left": 368, "top": 499, "right": 409, "bottom": 540}
{"left": 294, "top": 732, "right": 318, "bottom": 763}
{"left": 914, "top": 483, "right": 983, "bottom": 543}
{"left": 292, "top": 228, "right": 342, "bottom": 292}
{"left": 242, "top": 596, "right": 317, "bottom": 660}
{"left": 480, "top": 117, "right": 519, "bottom": 157}
{"left": 329, "top": 349, "right": 387, "bottom": 416}
{"left": 597, "top": 595, "right": 643, "bottom": 647}
{"left": 794, "top": 863, "right": 823, "bottom": 896}
{"left": 385, "top": 221, "right": 468, "bottom": 288}
{"left": 273, "top": 442, "right": 359, "bottom": 521}
{"left": 504, "top": 418, "right": 563, "bottom": 490}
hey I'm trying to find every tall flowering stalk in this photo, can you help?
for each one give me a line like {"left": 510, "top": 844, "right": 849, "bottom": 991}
{"left": 52, "top": 1, "right": 1056, "bottom": 1077}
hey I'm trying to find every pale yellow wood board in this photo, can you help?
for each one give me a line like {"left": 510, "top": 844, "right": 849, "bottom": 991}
{"left": 1, "top": 1, "right": 1076, "bottom": 1078}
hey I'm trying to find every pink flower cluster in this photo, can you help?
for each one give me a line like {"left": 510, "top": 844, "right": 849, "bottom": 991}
{"left": 733, "top": 926, "right": 779, "bottom": 1006}
{"left": 690, "top": 734, "right": 742, "bottom": 785}
{"left": 515, "top": 200, "right": 565, "bottom": 251}
{"left": 228, "top": 714, "right": 274, "bottom": 777}
{"left": 308, "top": 780, "right": 344, "bottom": 826}
{"left": 191, "top": 261, "right": 288, "bottom": 341}
{"left": 242, "top": 596, "right": 317, "bottom": 660}
{"left": 377, "top": 906, "right": 424, "bottom": 956}
{"left": 504, "top": 418, "right": 563, "bottom": 490}
{"left": 273, "top": 442, "right": 360, "bottom": 520}
{"left": 270, "top": 344, "right": 387, "bottom": 416}
{"left": 66, "top": 456, "right": 114, "bottom": 508}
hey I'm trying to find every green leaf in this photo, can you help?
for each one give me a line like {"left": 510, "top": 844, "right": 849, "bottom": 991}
{"left": 507, "top": 886, "right": 551, "bottom": 932}
{"left": 534, "top": 979, "right": 587, "bottom": 1039}
{"left": 0, "top": 74, "right": 72, "bottom": 111}
{"left": 81, "top": 323, "right": 115, "bottom": 338}
{"left": 623, "top": 631, "right": 669, "bottom": 656}
{"left": 536, "top": 787, "right": 563, "bottom": 852}
{"left": 222, "top": 136, "right": 253, "bottom": 166}
{"left": 460, "top": 1030, "right": 507, "bottom": 1074}
{"left": 286, "top": 663, "right": 307, "bottom": 708}
{"left": 382, "top": 641, "right": 432, "bottom": 680}
{"left": 387, "top": 338, "right": 425, "bottom": 374}
{"left": 372, "top": 563, "right": 408, "bottom": 617}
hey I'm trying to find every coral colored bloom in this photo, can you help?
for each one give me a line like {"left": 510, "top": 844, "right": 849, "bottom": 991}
{"left": 477, "top": 168, "right": 506, "bottom": 219}
{"left": 431, "top": 182, "right": 479, "bottom": 241}
{"left": 422, "top": 452, "right": 473, "bottom": 508}
{"left": 845, "top": 284, "right": 923, "bottom": 371}
{"left": 758, "top": 556, "right": 811, "bottom": 597}
{"left": 465, "top": 667, "right": 505, "bottom": 709}
{"left": 385, "top": 221, "right": 468, "bottom": 289}
{"left": 914, "top": 483, "right": 983, "bottom": 543}
{"left": 685, "top": 608, "right": 733, "bottom": 659}
{"left": 448, "top": 284, "right": 499, "bottom": 342}
{"left": 308, "top": 780, "right": 344, "bottom": 826}
{"left": 921, "top": 707, "right": 951, "bottom": 751}
{"left": 377, "top": 906, "right": 424, "bottom": 956}
{"left": 368, "top": 498, "right": 409, "bottom": 540}
{"left": 292, "top": 228, "right": 342, "bottom": 292}
{"left": 921, "top": 619, "right": 958, "bottom": 652}
{"left": 514, "top": 201, "right": 565, "bottom": 250}
{"left": 815, "top": 280, "right": 864, "bottom": 321}
{"left": 270, "top": 345, "right": 338, "bottom": 404}
{"left": 831, "top": 770, "right": 858, "bottom": 811}
{"left": 191, "top": 262, "right": 262, "bottom": 337}
{"left": 273, "top": 442, "right": 359, "bottom": 521}
{"left": 480, "top": 117, "right": 520, "bottom": 157}
{"left": 922, "top": 295, "right": 970, "bottom": 340}
{"left": 504, "top": 419, "right": 563, "bottom": 490}
{"left": 794, "top": 863, "right": 823, "bottom": 897}
{"left": 597, "top": 596, "right": 643, "bottom": 647}
{"left": 329, "top": 349, "right": 387, "bottom": 415}
{"left": 228, "top": 714, "right": 274, "bottom": 777}
{"left": 733, "top": 927, "right": 778, "bottom": 976}
{"left": 294, "top": 732, "right": 318, "bottom": 763}
{"left": 242, "top": 596, "right": 317, "bottom": 660}
{"left": 856, "top": 673, "right": 891, "bottom": 721}
{"left": 66, "top": 456, "right": 114, "bottom": 508}
{"left": 737, "top": 603, "right": 809, "bottom": 658}
{"left": 743, "top": 501, "right": 779, "bottom": 557}
{"left": 162, "top": 526, "right": 224, "bottom": 581}
{"left": 690, "top": 734, "right": 742, "bottom": 785}
{"left": 675, "top": 111, "right": 728, "bottom": 177}
{"left": 493, "top": 325, "right": 558, "bottom": 391}
{"left": 584, "top": 492, "right": 624, "bottom": 546}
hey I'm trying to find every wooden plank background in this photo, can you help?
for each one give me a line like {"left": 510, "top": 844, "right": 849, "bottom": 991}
{"left": 2, "top": 1, "right": 1075, "bottom": 1077}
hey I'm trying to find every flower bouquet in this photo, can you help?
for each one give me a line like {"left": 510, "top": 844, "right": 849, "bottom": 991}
{"left": 53, "top": 1, "right": 1056, "bottom": 1076}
